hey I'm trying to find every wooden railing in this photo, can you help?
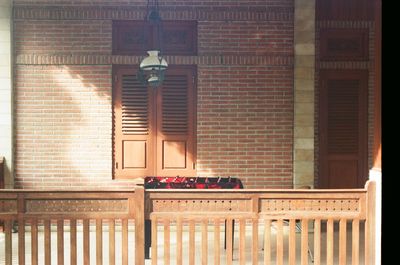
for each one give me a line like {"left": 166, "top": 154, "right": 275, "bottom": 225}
{"left": 1, "top": 181, "right": 376, "bottom": 265}
{"left": 0, "top": 187, "right": 145, "bottom": 265}
{"left": 145, "top": 181, "right": 376, "bottom": 265}
{"left": 0, "top": 156, "right": 4, "bottom": 232}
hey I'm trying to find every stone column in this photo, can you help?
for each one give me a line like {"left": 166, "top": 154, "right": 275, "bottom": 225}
{"left": 293, "top": 0, "right": 315, "bottom": 188}
{"left": 0, "top": 0, "right": 13, "bottom": 188}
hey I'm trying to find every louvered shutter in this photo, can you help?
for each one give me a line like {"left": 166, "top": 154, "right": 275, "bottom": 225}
{"left": 156, "top": 67, "right": 196, "bottom": 176}
{"left": 113, "top": 67, "right": 155, "bottom": 178}
{"left": 319, "top": 70, "right": 368, "bottom": 188}
{"left": 327, "top": 80, "right": 359, "bottom": 154}
{"left": 113, "top": 66, "right": 196, "bottom": 179}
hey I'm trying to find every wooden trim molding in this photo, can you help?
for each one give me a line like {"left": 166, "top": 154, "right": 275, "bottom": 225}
{"left": 15, "top": 54, "right": 294, "bottom": 66}
{"left": 13, "top": 6, "right": 293, "bottom": 21}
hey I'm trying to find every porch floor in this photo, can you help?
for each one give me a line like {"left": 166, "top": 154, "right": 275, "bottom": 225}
{"left": 0, "top": 223, "right": 365, "bottom": 265}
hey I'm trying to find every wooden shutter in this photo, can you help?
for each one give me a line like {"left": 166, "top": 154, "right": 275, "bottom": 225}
{"left": 156, "top": 67, "right": 196, "bottom": 176}
{"left": 327, "top": 80, "right": 359, "bottom": 154}
{"left": 319, "top": 70, "right": 368, "bottom": 188}
{"left": 113, "top": 66, "right": 196, "bottom": 179}
{"left": 113, "top": 67, "right": 155, "bottom": 179}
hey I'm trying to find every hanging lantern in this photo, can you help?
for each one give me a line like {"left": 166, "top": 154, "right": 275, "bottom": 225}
{"left": 137, "top": 0, "right": 168, "bottom": 87}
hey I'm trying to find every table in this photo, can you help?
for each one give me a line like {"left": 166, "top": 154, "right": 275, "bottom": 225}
{"left": 144, "top": 176, "right": 244, "bottom": 259}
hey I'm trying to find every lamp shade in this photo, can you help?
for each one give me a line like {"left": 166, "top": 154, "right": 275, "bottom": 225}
{"left": 138, "top": 50, "right": 168, "bottom": 87}
{"left": 139, "top": 50, "right": 168, "bottom": 70}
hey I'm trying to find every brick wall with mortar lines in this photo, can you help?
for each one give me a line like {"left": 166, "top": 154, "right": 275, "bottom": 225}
{"left": 197, "top": 66, "right": 293, "bottom": 188}
{"left": 13, "top": 0, "right": 294, "bottom": 189}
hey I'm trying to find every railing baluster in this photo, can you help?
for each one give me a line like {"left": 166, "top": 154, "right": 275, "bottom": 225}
{"left": 327, "top": 219, "right": 334, "bottom": 265}
{"left": 289, "top": 219, "right": 296, "bottom": 265}
{"left": 57, "top": 220, "right": 64, "bottom": 265}
{"left": 352, "top": 219, "right": 360, "bottom": 265}
{"left": 109, "top": 219, "right": 115, "bottom": 265}
{"left": 314, "top": 219, "right": 321, "bottom": 265}
{"left": 189, "top": 219, "right": 195, "bottom": 265}
{"left": 176, "top": 217, "right": 183, "bottom": 265}
{"left": 18, "top": 219, "right": 25, "bottom": 265}
{"left": 83, "top": 219, "right": 90, "bottom": 265}
{"left": 202, "top": 219, "right": 208, "bottom": 265}
{"left": 31, "top": 219, "right": 38, "bottom": 265}
{"left": 301, "top": 219, "right": 308, "bottom": 265}
{"left": 44, "top": 219, "right": 51, "bottom": 265}
{"left": 5, "top": 220, "right": 12, "bottom": 265}
{"left": 276, "top": 219, "right": 284, "bottom": 265}
{"left": 151, "top": 216, "right": 158, "bottom": 265}
{"left": 122, "top": 219, "right": 128, "bottom": 265}
{"left": 164, "top": 218, "right": 170, "bottom": 265}
{"left": 339, "top": 218, "right": 347, "bottom": 265}
{"left": 96, "top": 219, "right": 102, "bottom": 265}
{"left": 226, "top": 218, "right": 233, "bottom": 265}
{"left": 239, "top": 218, "right": 246, "bottom": 265}
{"left": 264, "top": 219, "right": 271, "bottom": 265}
{"left": 252, "top": 218, "right": 259, "bottom": 265}
{"left": 70, "top": 220, "right": 77, "bottom": 265}
{"left": 214, "top": 218, "right": 221, "bottom": 265}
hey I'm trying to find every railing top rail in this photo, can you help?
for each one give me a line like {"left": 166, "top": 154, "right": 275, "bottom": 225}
{"left": 146, "top": 188, "right": 367, "bottom": 194}
{"left": 0, "top": 189, "right": 137, "bottom": 193}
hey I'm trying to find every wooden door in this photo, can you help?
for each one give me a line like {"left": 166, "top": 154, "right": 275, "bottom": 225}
{"left": 113, "top": 67, "right": 156, "bottom": 178}
{"left": 156, "top": 67, "right": 197, "bottom": 176}
{"left": 113, "top": 66, "right": 196, "bottom": 179}
{"left": 319, "top": 70, "right": 368, "bottom": 188}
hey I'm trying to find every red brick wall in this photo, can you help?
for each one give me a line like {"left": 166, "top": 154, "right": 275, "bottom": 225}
{"left": 198, "top": 21, "right": 293, "bottom": 55}
{"left": 197, "top": 66, "right": 293, "bottom": 188}
{"left": 14, "top": 20, "right": 111, "bottom": 54}
{"left": 13, "top": 0, "right": 294, "bottom": 189}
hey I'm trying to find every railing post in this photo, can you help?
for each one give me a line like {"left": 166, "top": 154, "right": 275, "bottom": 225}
{"left": 365, "top": 180, "right": 376, "bottom": 265}
{"left": 135, "top": 186, "right": 145, "bottom": 265}
{"left": 18, "top": 193, "right": 26, "bottom": 265}
{"left": 0, "top": 157, "right": 4, "bottom": 232}
{"left": 0, "top": 157, "right": 4, "bottom": 189}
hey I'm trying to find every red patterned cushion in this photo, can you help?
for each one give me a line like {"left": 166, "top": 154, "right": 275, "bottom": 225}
{"left": 144, "top": 176, "right": 243, "bottom": 189}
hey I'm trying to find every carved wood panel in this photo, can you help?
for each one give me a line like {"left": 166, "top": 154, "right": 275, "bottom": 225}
{"left": 26, "top": 199, "right": 128, "bottom": 214}
{"left": 113, "top": 20, "right": 197, "bottom": 55}
{"left": 320, "top": 29, "right": 369, "bottom": 61}
{"left": 0, "top": 199, "right": 17, "bottom": 214}
{"left": 113, "top": 21, "right": 152, "bottom": 55}
{"left": 316, "top": 0, "right": 374, "bottom": 20}
{"left": 260, "top": 198, "right": 360, "bottom": 213}
{"left": 150, "top": 198, "right": 251, "bottom": 213}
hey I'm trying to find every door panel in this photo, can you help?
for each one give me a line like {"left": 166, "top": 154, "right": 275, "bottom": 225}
{"left": 123, "top": 140, "right": 147, "bottom": 168}
{"left": 113, "top": 67, "right": 155, "bottom": 178}
{"left": 156, "top": 68, "right": 196, "bottom": 176}
{"left": 328, "top": 160, "right": 358, "bottom": 188}
{"left": 319, "top": 70, "right": 368, "bottom": 188}
{"left": 162, "top": 140, "right": 187, "bottom": 169}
